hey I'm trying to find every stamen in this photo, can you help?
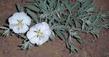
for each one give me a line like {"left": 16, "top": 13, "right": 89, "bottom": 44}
{"left": 16, "top": 19, "right": 23, "bottom": 30}
{"left": 34, "top": 29, "right": 43, "bottom": 37}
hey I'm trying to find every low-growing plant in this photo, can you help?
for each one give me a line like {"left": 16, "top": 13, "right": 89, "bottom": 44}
{"left": 0, "top": 0, "right": 109, "bottom": 53}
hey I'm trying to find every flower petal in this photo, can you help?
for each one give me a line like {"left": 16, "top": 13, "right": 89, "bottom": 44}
{"left": 26, "top": 30, "right": 36, "bottom": 40}
{"left": 10, "top": 24, "right": 29, "bottom": 33}
{"left": 37, "top": 36, "right": 49, "bottom": 45}
{"left": 29, "top": 37, "right": 39, "bottom": 44}
{"left": 8, "top": 12, "right": 31, "bottom": 25}
{"left": 8, "top": 12, "right": 31, "bottom": 33}
{"left": 26, "top": 22, "right": 51, "bottom": 45}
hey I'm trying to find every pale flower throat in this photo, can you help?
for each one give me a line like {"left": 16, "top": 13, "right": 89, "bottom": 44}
{"left": 34, "top": 29, "right": 43, "bottom": 37}
{"left": 16, "top": 19, "right": 23, "bottom": 30}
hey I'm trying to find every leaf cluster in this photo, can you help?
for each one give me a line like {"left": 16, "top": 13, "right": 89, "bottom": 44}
{"left": 15, "top": 0, "right": 109, "bottom": 53}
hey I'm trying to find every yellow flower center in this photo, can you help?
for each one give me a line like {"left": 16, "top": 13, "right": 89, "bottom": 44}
{"left": 16, "top": 20, "right": 23, "bottom": 30}
{"left": 34, "top": 29, "right": 43, "bottom": 37}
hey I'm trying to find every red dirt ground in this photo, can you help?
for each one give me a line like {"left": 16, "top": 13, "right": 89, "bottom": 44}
{"left": 0, "top": 0, "right": 109, "bottom": 57}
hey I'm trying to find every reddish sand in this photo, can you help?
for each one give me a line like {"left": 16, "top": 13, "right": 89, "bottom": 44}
{"left": 0, "top": 0, "right": 109, "bottom": 57}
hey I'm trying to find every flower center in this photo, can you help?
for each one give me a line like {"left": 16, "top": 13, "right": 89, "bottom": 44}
{"left": 16, "top": 20, "right": 23, "bottom": 30}
{"left": 34, "top": 29, "right": 43, "bottom": 37}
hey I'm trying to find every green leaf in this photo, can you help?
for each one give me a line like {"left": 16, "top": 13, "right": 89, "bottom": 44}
{"left": 20, "top": 40, "right": 33, "bottom": 50}
{"left": 24, "top": 4, "right": 40, "bottom": 12}
{"left": 69, "top": 44, "right": 78, "bottom": 53}
{"left": 49, "top": 31, "right": 56, "bottom": 40}
{"left": 0, "top": 27, "right": 11, "bottom": 37}
{"left": 26, "top": 9, "right": 38, "bottom": 23}
{"left": 70, "top": 31, "right": 83, "bottom": 44}
{"left": 73, "top": 35, "right": 83, "bottom": 44}
{"left": 17, "top": 0, "right": 109, "bottom": 53}
{"left": 63, "top": 0, "right": 74, "bottom": 11}
{"left": 54, "top": 30, "right": 65, "bottom": 39}
{"left": 16, "top": 4, "right": 24, "bottom": 12}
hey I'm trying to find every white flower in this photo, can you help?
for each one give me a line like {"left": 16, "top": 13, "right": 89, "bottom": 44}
{"left": 8, "top": 12, "right": 31, "bottom": 33}
{"left": 26, "top": 22, "right": 51, "bottom": 45}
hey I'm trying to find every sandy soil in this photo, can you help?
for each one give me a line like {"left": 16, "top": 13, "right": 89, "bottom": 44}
{"left": 0, "top": 0, "right": 109, "bottom": 57}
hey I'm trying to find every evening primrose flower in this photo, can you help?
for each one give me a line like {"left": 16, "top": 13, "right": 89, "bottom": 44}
{"left": 26, "top": 22, "right": 51, "bottom": 45}
{"left": 8, "top": 12, "right": 31, "bottom": 33}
